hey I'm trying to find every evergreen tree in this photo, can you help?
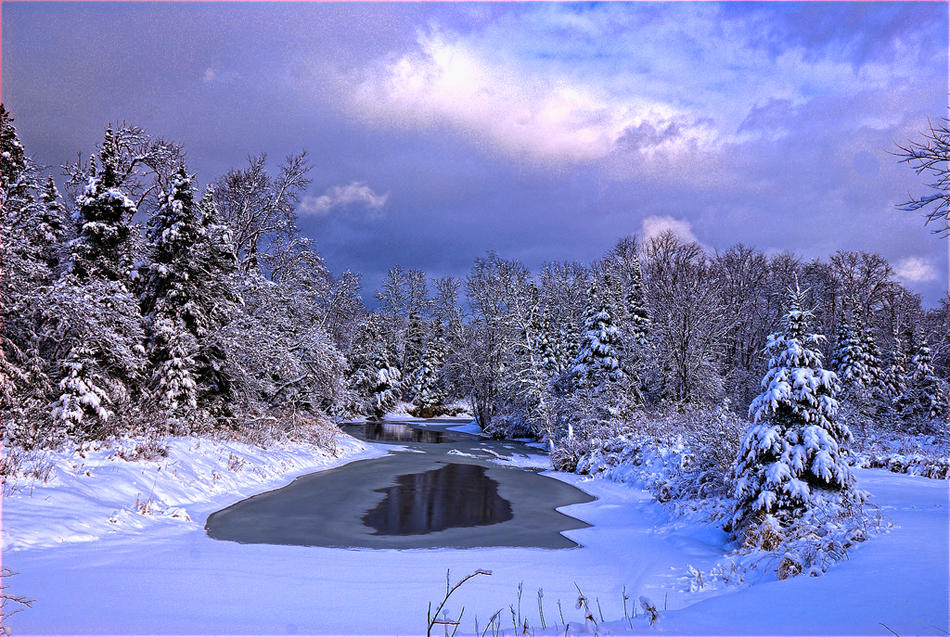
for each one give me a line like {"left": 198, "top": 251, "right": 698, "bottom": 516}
{"left": 570, "top": 275, "right": 623, "bottom": 389}
{"left": 860, "top": 319, "right": 886, "bottom": 392}
{"left": 36, "top": 176, "right": 68, "bottom": 271}
{"left": 191, "top": 188, "right": 240, "bottom": 415}
{"left": 347, "top": 315, "right": 402, "bottom": 417}
{"left": 0, "top": 105, "right": 28, "bottom": 202}
{"left": 401, "top": 310, "right": 426, "bottom": 401}
{"left": 137, "top": 166, "right": 207, "bottom": 423}
{"left": 410, "top": 322, "right": 447, "bottom": 415}
{"left": 537, "top": 306, "right": 563, "bottom": 376}
{"left": 626, "top": 255, "right": 650, "bottom": 347}
{"left": 897, "top": 329, "right": 946, "bottom": 426}
{"left": 68, "top": 127, "right": 136, "bottom": 284}
{"left": 831, "top": 312, "right": 870, "bottom": 389}
{"left": 49, "top": 344, "right": 113, "bottom": 437}
{"left": 732, "top": 284, "right": 853, "bottom": 533}
{"left": 881, "top": 325, "right": 908, "bottom": 399}
{"left": 0, "top": 106, "right": 53, "bottom": 422}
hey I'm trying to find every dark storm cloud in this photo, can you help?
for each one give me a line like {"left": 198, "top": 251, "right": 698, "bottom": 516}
{"left": 3, "top": 2, "right": 946, "bottom": 305}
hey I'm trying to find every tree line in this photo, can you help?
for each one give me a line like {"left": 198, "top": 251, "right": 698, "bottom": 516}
{"left": 1, "top": 106, "right": 947, "bottom": 452}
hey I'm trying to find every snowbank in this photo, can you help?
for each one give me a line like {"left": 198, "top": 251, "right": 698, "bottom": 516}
{"left": 1, "top": 431, "right": 385, "bottom": 551}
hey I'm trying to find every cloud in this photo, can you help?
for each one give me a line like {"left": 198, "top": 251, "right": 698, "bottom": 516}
{"left": 202, "top": 67, "right": 217, "bottom": 83}
{"left": 341, "top": 30, "right": 710, "bottom": 166}
{"left": 300, "top": 181, "right": 389, "bottom": 217}
{"left": 641, "top": 215, "right": 698, "bottom": 243}
{"left": 895, "top": 256, "right": 938, "bottom": 283}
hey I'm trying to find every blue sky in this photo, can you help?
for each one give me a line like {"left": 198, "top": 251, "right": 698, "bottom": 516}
{"left": 3, "top": 2, "right": 947, "bottom": 304}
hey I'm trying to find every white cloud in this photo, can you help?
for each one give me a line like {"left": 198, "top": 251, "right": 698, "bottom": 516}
{"left": 641, "top": 215, "right": 698, "bottom": 243}
{"left": 300, "top": 181, "right": 389, "bottom": 217}
{"left": 895, "top": 256, "right": 938, "bottom": 283}
{"left": 202, "top": 68, "right": 216, "bottom": 83}
{"left": 341, "top": 31, "right": 711, "bottom": 166}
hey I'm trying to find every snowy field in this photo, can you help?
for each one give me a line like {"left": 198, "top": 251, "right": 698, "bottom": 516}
{"left": 1, "top": 429, "right": 947, "bottom": 635}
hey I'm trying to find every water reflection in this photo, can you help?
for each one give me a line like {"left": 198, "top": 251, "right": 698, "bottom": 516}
{"left": 362, "top": 463, "right": 513, "bottom": 535}
{"left": 351, "top": 421, "right": 451, "bottom": 443}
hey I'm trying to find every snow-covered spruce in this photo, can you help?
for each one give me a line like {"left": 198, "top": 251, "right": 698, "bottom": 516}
{"left": 570, "top": 275, "right": 623, "bottom": 390}
{"left": 68, "top": 127, "right": 137, "bottom": 285}
{"left": 408, "top": 322, "right": 447, "bottom": 416}
{"left": 732, "top": 283, "right": 855, "bottom": 535}
{"left": 136, "top": 166, "right": 239, "bottom": 428}
{"left": 346, "top": 314, "right": 403, "bottom": 418}
{"left": 897, "top": 328, "right": 947, "bottom": 428}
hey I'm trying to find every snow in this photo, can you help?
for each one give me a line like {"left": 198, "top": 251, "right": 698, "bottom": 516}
{"left": 2, "top": 435, "right": 946, "bottom": 635}
{"left": 447, "top": 420, "right": 485, "bottom": 436}
{"left": 2, "top": 433, "right": 385, "bottom": 551}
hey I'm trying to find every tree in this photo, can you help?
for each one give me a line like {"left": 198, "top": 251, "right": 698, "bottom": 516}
{"left": 68, "top": 127, "right": 137, "bottom": 284}
{"left": 732, "top": 283, "right": 853, "bottom": 534}
{"left": 0, "top": 105, "right": 51, "bottom": 423}
{"left": 895, "top": 118, "right": 949, "bottom": 235}
{"left": 36, "top": 177, "right": 68, "bottom": 271}
{"left": 570, "top": 276, "right": 622, "bottom": 389}
{"left": 137, "top": 166, "right": 206, "bottom": 423}
{"left": 213, "top": 152, "right": 311, "bottom": 271}
{"left": 402, "top": 310, "right": 426, "bottom": 399}
{"left": 897, "top": 329, "right": 946, "bottom": 428}
{"left": 410, "top": 322, "right": 447, "bottom": 416}
{"left": 49, "top": 344, "right": 113, "bottom": 437}
{"left": 346, "top": 314, "right": 402, "bottom": 417}
{"left": 642, "top": 231, "right": 725, "bottom": 404}
{"left": 625, "top": 254, "right": 651, "bottom": 348}
{"left": 830, "top": 312, "right": 870, "bottom": 390}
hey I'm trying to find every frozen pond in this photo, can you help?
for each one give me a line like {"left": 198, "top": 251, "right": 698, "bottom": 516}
{"left": 205, "top": 420, "right": 594, "bottom": 549}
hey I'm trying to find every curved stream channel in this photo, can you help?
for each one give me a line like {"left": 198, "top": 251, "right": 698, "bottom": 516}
{"left": 206, "top": 420, "right": 594, "bottom": 549}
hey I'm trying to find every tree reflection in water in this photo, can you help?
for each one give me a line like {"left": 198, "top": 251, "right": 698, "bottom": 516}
{"left": 362, "top": 463, "right": 513, "bottom": 535}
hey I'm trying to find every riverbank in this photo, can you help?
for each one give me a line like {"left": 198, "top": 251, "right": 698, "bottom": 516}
{"left": 1, "top": 428, "right": 385, "bottom": 551}
{"left": 2, "top": 419, "right": 946, "bottom": 635}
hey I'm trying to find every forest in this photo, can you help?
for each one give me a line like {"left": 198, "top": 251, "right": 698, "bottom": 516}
{"left": 2, "top": 103, "right": 948, "bottom": 578}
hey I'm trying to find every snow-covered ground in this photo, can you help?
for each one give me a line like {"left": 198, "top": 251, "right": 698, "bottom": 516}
{"left": 1, "top": 433, "right": 384, "bottom": 551}
{"left": 1, "top": 429, "right": 946, "bottom": 635}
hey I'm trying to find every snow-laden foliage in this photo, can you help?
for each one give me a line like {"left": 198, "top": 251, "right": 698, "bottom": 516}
{"left": 42, "top": 279, "right": 145, "bottom": 439}
{"left": 2, "top": 104, "right": 946, "bottom": 459}
{"left": 50, "top": 344, "right": 114, "bottom": 434}
{"left": 571, "top": 276, "right": 623, "bottom": 389}
{"left": 408, "top": 323, "right": 448, "bottom": 416}
{"left": 733, "top": 284, "right": 855, "bottom": 533}
{"left": 346, "top": 314, "right": 403, "bottom": 418}
{"left": 68, "top": 127, "right": 137, "bottom": 284}
{"left": 625, "top": 255, "right": 651, "bottom": 348}
{"left": 897, "top": 329, "right": 947, "bottom": 429}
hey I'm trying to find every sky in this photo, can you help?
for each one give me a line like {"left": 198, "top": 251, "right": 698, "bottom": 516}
{"left": 3, "top": 1, "right": 948, "bottom": 305}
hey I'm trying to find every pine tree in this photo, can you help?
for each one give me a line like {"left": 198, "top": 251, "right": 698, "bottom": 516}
{"left": 137, "top": 166, "right": 206, "bottom": 423}
{"left": 36, "top": 176, "right": 68, "bottom": 271}
{"left": 410, "top": 322, "right": 447, "bottom": 415}
{"left": 0, "top": 105, "right": 28, "bottom": 203}
{"left": 50, "top": 344, "right": 113, "bottom": 437}
{"left": 881, "top": 325, "right": 908, "bottom": 399}
{"left": 347, "top": 315, "right": 403, "bottom": 417}
{"left": 831, "top": 312, "right": 870, "bottom": 389}
{"left": 69, "top": 127, "right": 136, "bottom": 284}
{"left": 401, "top": 310, "right": 425, "bottom": 401}
{"left": 626, "top": 255, "right": 650, "bottom": 347}
{"left": 191, "top": 188, "right": 240, "bottom": 415}
{"left": 0, "top": 106, "right": 54, "bottom": 424}
{"left": 570, "top": 275, "right": 623, "bottom": 389}
{"left": 897, "top": 329, "right": 946, "bottom": 426}
{"left": 732, "top": 283, "right": 853, "bottom": 533}
{"left": 861, "top": 320, "right": 886, "bottom": 393}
